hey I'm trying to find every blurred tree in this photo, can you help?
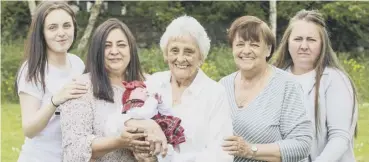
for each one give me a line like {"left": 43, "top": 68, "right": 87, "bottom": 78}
{"left": 320, "top": 2, "right": 369, "bottom": 51}
{"left": 124, "top": 1, "right": 185, "bottom": 31}
{"left": 1, "top": 1, "right": 30, "bottom": 43}
{"left": 269, "top": 0, "right": 277, "bottom": 38}
{"left": 77, "top": 0, "right": 102, "bottom": 57}
{"left": 27, "top": 0, "right": 36, "bottom": 16}
{"left": 1, "top": 1, "right": 368, "bottom": 53}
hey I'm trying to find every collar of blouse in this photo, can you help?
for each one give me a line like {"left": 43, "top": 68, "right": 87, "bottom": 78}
{"left": 158, "top": 69, "right": 207, "bottom": 98}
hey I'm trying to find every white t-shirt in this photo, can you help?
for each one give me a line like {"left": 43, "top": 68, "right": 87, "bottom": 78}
{"left": 287, "top": 67, "right": 316, "bottom": 129}
{"left": 17, "top": 54, "right": 85, "bottom": 162}
{"left": 287, "top": 67, "right": 316, "bottom": 94}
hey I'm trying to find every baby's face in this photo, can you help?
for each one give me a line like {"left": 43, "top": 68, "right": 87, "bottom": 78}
{"left": 130, "top": 87, "right": 149, "bottom": 101}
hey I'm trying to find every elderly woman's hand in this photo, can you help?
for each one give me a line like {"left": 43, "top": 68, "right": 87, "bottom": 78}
{"left": 133, "top": 152, "right": 158, "bottom": 162}
{"left": 119, "top": 127, "right": 150, "bottom": 150}
{"left": 146, "top": 128, "right": 168, "bottom": 157}
{"left": 132, "top": 128, "right": 166, "bottom": 162}
{"left": 222, "top": 136, "right": 252, "bottom": 158}
{"left": 125, "top": 119, "right": 168, "bottom": 157}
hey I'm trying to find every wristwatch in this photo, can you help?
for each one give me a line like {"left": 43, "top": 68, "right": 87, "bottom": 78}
{"left": 249, "top": 145, "right": 258, "bottom": 158}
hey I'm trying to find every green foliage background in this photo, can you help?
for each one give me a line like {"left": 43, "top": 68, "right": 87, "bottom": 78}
{"left": 2, "top": 1, "right": 369, "bottom": 50}
{"left": 1, "top": 1, "right": 369, "bottom": 161}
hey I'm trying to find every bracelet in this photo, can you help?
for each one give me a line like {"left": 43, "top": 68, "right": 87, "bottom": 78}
{"left": 51, "top": 96, "right": 59, "bottom": 107}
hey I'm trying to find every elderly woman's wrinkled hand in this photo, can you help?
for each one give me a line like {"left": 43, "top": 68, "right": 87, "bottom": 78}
{"left": 119, "top": 127, "right": 150, "bottom": 150}
{"left": 124, "top": 119, "right": 168, "bottom": 156}
{"left": 222, "top": 135, "right": 251, "bottom": 158}
{"left": 133, "top": 152, "right": 158, "bottom": 162}
{"left": 146, "top": 128, "right": 168, "bottom": 157}
{"left": 131, "top": 128, "right": 166, "bottom": 162}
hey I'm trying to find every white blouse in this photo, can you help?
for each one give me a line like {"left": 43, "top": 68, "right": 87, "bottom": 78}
{"left": 146, "top": 70, "right": 234, "bottom": 162}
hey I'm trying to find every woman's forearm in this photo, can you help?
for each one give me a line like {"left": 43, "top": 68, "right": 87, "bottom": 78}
{"left": 256, "top": 144, "right": 281, "bottom": 162}
{"left": 91, "top": 136, "right": 129, "bottom": 159}
{"left": 91, "top": 119, "right": 157, "bottom": 159}
{"left": 22, "top": 103, "right": 56, "bottom": 138}
{"left": 313, "top": 137, "right": 349, "bottom": 162}
{"left": 125, "top": 119, "right": 161, "bottom": 130}
{"left": 242, "top": 143, "right": 281, "bottom": 162}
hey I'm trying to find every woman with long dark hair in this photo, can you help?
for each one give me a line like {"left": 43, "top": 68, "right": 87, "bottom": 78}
{"left": 59, "top": 18, "right": 167, "bottom": 162}
{"left": 16, "top": 1, "right": 87, "bottom": 161}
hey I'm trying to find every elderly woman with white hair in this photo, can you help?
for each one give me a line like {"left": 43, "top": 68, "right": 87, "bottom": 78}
{"left": 135, "top": 15, "right": 234, "bottom": 162}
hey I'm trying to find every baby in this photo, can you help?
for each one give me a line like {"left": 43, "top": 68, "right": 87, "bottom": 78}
{"left": 105, "top": 81, "right": 185, "bottom": 162}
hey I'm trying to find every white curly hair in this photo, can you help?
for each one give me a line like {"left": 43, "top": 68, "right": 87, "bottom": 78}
{"left": 159, "top": 15, "right": 211, "bottom": 60}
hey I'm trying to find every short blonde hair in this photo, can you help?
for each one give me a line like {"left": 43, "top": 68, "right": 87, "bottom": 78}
{"left": 160, "top": 15, "right": 211, "bottom": 60}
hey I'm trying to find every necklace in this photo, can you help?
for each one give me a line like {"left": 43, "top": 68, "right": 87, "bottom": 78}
{"left": 236, "top": 66, "right": 269, "bottom": 108}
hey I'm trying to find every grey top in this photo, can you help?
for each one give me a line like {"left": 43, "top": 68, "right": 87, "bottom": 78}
{"left": 287, "top": 67, "right": 358, "bottom": 162}
{"left": 219, "top": 66, "right": 313, "bottom": 162}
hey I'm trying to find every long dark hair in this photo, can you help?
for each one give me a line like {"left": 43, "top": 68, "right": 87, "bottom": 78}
{"left": 274, "top": 10, "right": 358, "bottom": 137}
{"left": 85, "top": 18, "right": 145, "bottom": 102}
{"left": 15, "top": 1, "right": 77, "bottom": 93}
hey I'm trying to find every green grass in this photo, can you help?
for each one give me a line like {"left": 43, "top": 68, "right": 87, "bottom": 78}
{"left": 1, "top": 103, "right": 369, "bottom": 162}
{"left": 1, "top": 104, "right": 24, "bottom": 162}
{"left": 355, "top": 103, "right": 369, "bottom": 162}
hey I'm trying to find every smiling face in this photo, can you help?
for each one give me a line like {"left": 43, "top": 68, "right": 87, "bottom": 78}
{"left": 104, "top": 28, "right": 131, "bottom": 75}
{"left": 43, "top": 9, "right": 74, "bottom": 54}
{"left": 165, "top": 35, "right": 203, "bottom": 81}
{"left": 232, "top": 33, "right": 270, "bottom": 71}
{"left": 288, "top": 20, "right": 322, "bottom": 71}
